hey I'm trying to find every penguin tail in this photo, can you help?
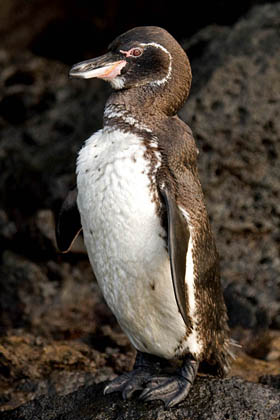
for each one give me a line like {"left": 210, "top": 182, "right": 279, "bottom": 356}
{"left": 199, "top": 338, "right": 241, "bottom": 377}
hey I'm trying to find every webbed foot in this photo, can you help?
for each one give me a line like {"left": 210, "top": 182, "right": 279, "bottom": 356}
{"left": 139, "top": 355, "right": 198, "bottom": 407}
{"left": 104, "top": 351, "right": 161, "bottom": 400}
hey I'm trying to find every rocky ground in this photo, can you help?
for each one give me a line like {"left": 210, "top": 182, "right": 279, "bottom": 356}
{"left": 0, "top": 2, "right": 279, "bottom": 419}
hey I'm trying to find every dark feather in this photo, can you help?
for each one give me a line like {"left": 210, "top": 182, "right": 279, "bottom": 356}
{"left": 160, "top": 184, "right": 190, "bottom": 325}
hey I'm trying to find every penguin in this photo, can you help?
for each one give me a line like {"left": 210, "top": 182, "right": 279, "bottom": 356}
{"left": 56, "top": 26, "right": 235, "bottom": 408}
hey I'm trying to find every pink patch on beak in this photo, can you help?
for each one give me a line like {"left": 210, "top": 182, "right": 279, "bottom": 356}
{"left": 101, "top": 60, "right": 127, "bottom": 80}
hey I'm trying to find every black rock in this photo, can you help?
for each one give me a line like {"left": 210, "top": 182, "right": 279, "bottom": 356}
{"left": 0, "top": 376, "right": 279, "bottom": 420}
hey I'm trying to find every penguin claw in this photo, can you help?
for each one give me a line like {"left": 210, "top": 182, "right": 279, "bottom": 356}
{"left": 139, "top": 357, "right": 198, "bottom": 407}
{"left": 104, "top": 354, "right": 198, "bottom": 407}
{"left": 104, "top": 368, "right": 154, "bottom": 399}
{"left": 140, "top": 375, "right": 193, "bottom": 407}
{"left": 104, "top": 372, "right": 131, "bottom": 395}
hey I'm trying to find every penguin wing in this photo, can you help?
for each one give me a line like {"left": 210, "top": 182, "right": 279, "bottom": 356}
{"left": 56, "top": 187, "right": 82, "bottom": 253}
{"left": 160, "top": 185, "right": 190, "bottom": 325}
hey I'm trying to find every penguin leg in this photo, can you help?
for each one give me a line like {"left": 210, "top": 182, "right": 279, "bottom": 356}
{"left": 104, "top": 351, "right": 161, "bottom": 400}
{"left": 139, "top": 355, "right": 198, "bottom": 408}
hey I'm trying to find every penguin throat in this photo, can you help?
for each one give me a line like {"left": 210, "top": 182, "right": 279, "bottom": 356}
{"left": 104, "top": 104, "right": 154, "bottom": 134}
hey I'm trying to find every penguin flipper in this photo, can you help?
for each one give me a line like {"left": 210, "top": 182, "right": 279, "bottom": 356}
{"left": 160, "top": 185, "right": 190, "bottom": 326}
{"left": 56, "top": 187, "right": 82, "bottom": 253}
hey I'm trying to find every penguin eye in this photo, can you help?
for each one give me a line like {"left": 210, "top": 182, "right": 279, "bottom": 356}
{"left": 120, "top": 48, "right": 143, "bottom": 58}
{"left": 130, "top": 48, "right": 143, "bottom": 57}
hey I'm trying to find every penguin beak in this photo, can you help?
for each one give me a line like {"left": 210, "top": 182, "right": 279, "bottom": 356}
{"left": 69, "top": 53, "right": 127, "bottom": 80}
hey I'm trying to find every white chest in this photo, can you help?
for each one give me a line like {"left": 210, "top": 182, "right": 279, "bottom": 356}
{"left": 76, "top": 128, "right": 188, "bottom": 358}
{"left": 76, "top": 128, "right": 162, "bottom": 267}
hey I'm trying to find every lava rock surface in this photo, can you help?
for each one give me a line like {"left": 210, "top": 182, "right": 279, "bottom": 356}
{"left": 1, "top": 376, "right": 280, "bottom": 420}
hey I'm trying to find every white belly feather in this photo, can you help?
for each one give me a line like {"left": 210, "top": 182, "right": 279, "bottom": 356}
{"left": 76, "top": 128, "right": 198, "bottom": 359}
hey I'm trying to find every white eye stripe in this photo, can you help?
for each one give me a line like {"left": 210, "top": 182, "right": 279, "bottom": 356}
{"left": 139, "top": 42, "right": 173, "bottom": 86}
{"left": 139, "top": 42, "right": 169, "bottom": 55}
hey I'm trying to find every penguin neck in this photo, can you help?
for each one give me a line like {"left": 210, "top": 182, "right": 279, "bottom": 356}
{"left": 104, "top": 86, "right": 167, "bottom": 133}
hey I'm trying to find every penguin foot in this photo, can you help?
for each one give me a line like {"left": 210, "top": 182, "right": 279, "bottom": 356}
{"left": 104, "top": 367, "right": 154, "bottom": 399}
{"left": 139, "top": 356, "right": 198, "bottom": 408}
{"left": 104, "top": 351, "right": 161, "bottom": 400}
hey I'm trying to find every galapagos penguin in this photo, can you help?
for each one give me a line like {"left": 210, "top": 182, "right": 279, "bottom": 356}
{"left": 56, "top": 26, "right": 234, "bottom": 407}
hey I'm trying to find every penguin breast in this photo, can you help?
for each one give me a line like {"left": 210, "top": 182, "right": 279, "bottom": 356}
{"left": 76, "top": 128, "right": 189, "bottom": 358}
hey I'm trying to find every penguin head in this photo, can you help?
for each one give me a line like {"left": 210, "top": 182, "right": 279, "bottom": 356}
{"left": 70, "top": 26, "right": 192, "bottom": 114}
